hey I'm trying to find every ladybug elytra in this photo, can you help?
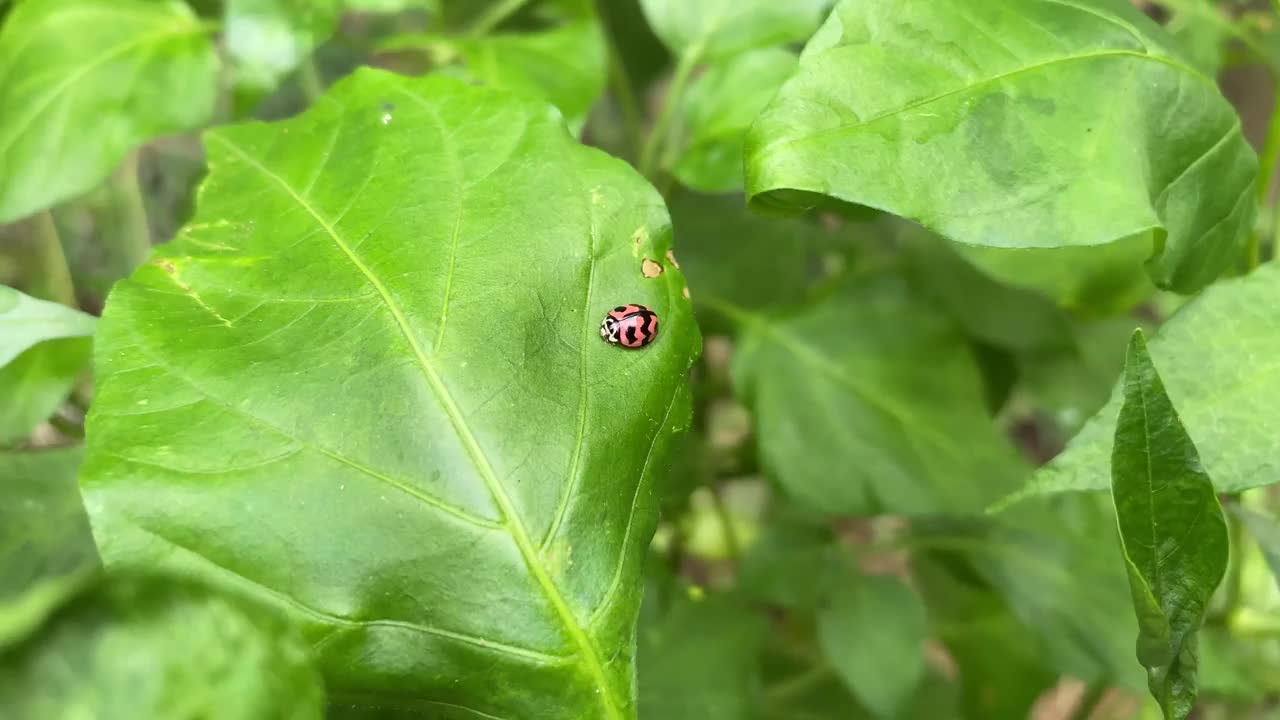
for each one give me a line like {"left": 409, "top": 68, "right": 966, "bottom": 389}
{"left": 600, "top": 304, "right": 658, "bottom": 348}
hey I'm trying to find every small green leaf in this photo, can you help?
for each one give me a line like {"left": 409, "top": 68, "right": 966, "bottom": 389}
{"left": 225, "top": 0, "right": 342, "bottom": 94}
{"left": 745, "top": 0, "right": 1257, "bottom": 294}
{"left": 1003, "top": 263, "right": 1280, "bottom": 506}
{"left": 673, "top": 48, "right": 797, "bottom": 193}
{"left": 638, "top": 0, "right": 828, "bottom": 59}
{"left": 0, "top": 446, "right": 97, "bottom": 649}
{"left": 638, "top": 588, "right": 765, "bottom": 720}
{"left": 0, "top": 574, "right": 324, "bottom": 720}
{"left": 716, "top": 274, "right": 1025, "bottom": 516}
{"left": 1111, "top": 330, "right": 1229, "bottom": 720}
{"left": 0, "top": 286, "right": 96, "bottom": 369}
{"left": 0, "top": 286, "right": 96, "bottom": 443}
{"left": 82, "top": 69, "right": 699, "bottom": 719}
{"left": 818, "top": 574, "right": 926, "bottom": 719}
{"left": 0, "top": 0, "right": 218, "bottom": 222}
{"left": 1233, "top": 506, "right": 1280, "bottom": 589}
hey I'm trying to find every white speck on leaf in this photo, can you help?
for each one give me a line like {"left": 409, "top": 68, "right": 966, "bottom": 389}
{"left": 381, "top": 113, "right": 392, "bottom": 125}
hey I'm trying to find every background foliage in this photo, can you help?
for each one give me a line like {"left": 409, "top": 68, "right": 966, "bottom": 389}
{"left": 2, "top": 0, "right": 1280, "bottom": 719}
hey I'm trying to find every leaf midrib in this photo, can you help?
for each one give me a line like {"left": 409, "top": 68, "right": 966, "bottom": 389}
{"left": 205, "top": 132, "right": 626, "bottom": 720}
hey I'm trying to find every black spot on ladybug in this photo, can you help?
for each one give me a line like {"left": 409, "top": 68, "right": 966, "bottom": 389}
{"left": 601, "top": 304, "right": 658, "bottom": 348}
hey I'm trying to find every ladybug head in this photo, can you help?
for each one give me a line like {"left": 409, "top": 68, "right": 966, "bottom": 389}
{"left": 600, "top": 316, "right": 620, "bottom": 344}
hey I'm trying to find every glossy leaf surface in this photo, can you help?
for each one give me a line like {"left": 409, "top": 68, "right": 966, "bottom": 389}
{"left": 81, "top": 70, "right": 698, "bottom": 719}
{"left": 0, "top": 0, "right": 218, "bottom": 222}
{"left": 638, "top": 0, "right": 827, "bottom": 59}
{"left": 0, "top": 447, "right": 96, "bottom": 649}
{"left": 0, "top": 574, "right": 324, "bottom": 720}
{"left": 1006, "top": 263, "right": 1280, "bottom": 505}
{"left": 1111, "top": 331, "right": 1228, "bottom": 719}
{"left": 719, "top": 274, "right": 1025, "bottom": 516}
{"left": 818, "top": 573, "right": 926, "bottom": 718}
{"left": 745, "top": 0, "right": 1257, "bottom": 293}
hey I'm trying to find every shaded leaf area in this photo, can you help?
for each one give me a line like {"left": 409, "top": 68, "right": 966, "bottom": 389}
{"left": 714, "top": 274, "right": 1026, "bottom": 516}
{"left": 1007, "top": 263, "right": 1280, "bottom": 505}
{"left": 383, "top": 20, "right": 607, "bottom": 133}
{"left": 912, "top": 495, "right": 1145, "bottom": 691}
{"left": 916, "top": 557, "right": 1059, "bottom": 720}
{"left": 673, "top": 48, "right": 796, "bottom": 193}
{"left": 638, "top": 0, "right": 828, "bottom": 60}
{"left": 746, "top": 0, "right": 1256, "bottom": 294}
{"left": 224, "top": 0, "right": 342, "bottom": 95}
{"left": 0, "top": 0, "right": 218, "bottom": 222}
{"left": 637, "top": 573, "right": 766, "bottom": 720}
{"left": 0, "top": 447, "right": 97, "bottom": 649}
{"left": 818, "top": 573, "right": 927, "bottom": 718}
{"left": 81, "top": 70, "right": 698, "bottom": 719}
{"left": 1110, "top": 331, "right": 1228, "bottom": 719}
{"left": 0, "top": 574, "right": 324, "bottom": 720}
{"left": 0, "top": 286, "right": 97, "bottom": 443}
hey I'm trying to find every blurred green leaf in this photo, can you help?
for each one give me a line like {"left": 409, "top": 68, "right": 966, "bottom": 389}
{"left": 1111, "top": 330, "right": 1228, "bottom": 719}
{"left": 738, "top": 516, "right": 836, "bottom": 610}
{"left": 638, "top": 0, "right": 828, "bottom": 60}
{"left": 0, "top": 286, "right": 96, "bottom": 369}
{"left": 913, "top": 495, "right": 1144, "bottom": 689}
{"left": 0, "top": 446, "right": 96, "bottom": 649}
{"left": 638, "top": 587, "right": 766, "bottom": 720}
{"left": 0, "top": 286, "right": 95, "bottom": 443}
{"left": 673, "top": 48, "right": 796, "bottom": 193}
{"left": 916, "top": 556, "right": 1057, "bottom": 720}
{"left": 746, "top": 0, "right": 1257, "bottom": 294}
{"left": 718, "top": 274, "right": 1025, "bottom": 516}
{"left": 385, "top": 20, "right": 607, "bottom": 132}
{"left": 0, "top": 574, "right": 324, "bottom": 720}
{"left": 0, "top": 0, "right": 218, "bottom": 223}
{"left": 1006, "top": 263, "right": 1280, "bottom": 505}
{"left": 1234, "top": 506, "right": 1280, "bottom": 589}
{"left": 818, "top": 574, "right": 926, "bottom": 718}
{"left": 225, "top": 0, "right": 342, "bottom": 94}
{"left": 1159, "top": 0, "right": 1280, "bottom": 77}
{"left": 80, "top": 70, "right": 699, "bottom": 718}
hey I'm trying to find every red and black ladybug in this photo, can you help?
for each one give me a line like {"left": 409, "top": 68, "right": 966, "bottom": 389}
{"left": 600, "top": 304, "right": 658, "bottom": 348}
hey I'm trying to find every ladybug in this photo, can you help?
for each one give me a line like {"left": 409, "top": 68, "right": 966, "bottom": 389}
{"left": 600, "top": 304, "right": 658, "bottom": 348}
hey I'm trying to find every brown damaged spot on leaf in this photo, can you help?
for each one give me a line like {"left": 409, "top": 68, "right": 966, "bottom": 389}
{"left": 666, "top": 249, "right": 680, "bottom": 269}
{"left": 631, "top": 226, "right": 648, "bottom": 256}
{"left": 150, "top": 257, "right": 233, "bottom": 328}
{"left": 642, "top": 258, "right": 663, "bottom": 278}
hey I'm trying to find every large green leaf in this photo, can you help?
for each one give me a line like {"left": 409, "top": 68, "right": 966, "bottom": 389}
{"left": 0, "top": 574, "right": 324, "bottom": 720}
{"left": 715, "top": 273, "right": 1025, "bottom": 516}
{"left": 745, "top": 0, "right": 1257, "bottom": 294}
{"left": 1003, "top": 263, "right": 1280, "bottom": 506}
{"left": 81, "top": 69, "right": 698, "bottom": 719}
{"left": 0, "top": 286, "right": 96, "bottom": 443}
{"left": 225, "top": 0, "right": 342, "bottom": 94}
{"left": 1110, "top": 330, "right": 1228, "bottom": 719}
{"left": 0, "top": 0, "right": 218, "bottom": 223}
{"left": 0, "top": 446, "right": 97, "bottom": 649}
{"left": 673, "top": 48, "right": 796, "bottom": 193}
{"left": 817, "top": 573, "right": 926, "bottom": 719}
{"left": 638, "top": 0, "right": 828, "bottom": 60}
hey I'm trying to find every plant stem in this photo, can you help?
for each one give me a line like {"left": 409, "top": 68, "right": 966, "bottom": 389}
{"left": 26, "top": 211, "right": 76, "bottom": 306}
{"left": 1253, "top": 90, "right": 1280, "bottom": 268}
{"left": 708, "top": 485, "right": 743, "bottom": 561}
{"left": 1071, "top": 683, "right": 1107, "bottom": 720}
{"left": 764, "top": 663, "right": 831, "bottom": 705}
{"left": 639, "top": 49, "right": 699, "bottom": 180}
{"left": 1216, "top": 499, "right": 1247, "bottom": 625}
{"left": 298, "top": 57, "right": 325, "bottom": 103}
{"left": 465, "top": 0, "right": 528, "bottom": 38}
{"left": 106, "top": 151, "right": 152, "bottom": 273}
